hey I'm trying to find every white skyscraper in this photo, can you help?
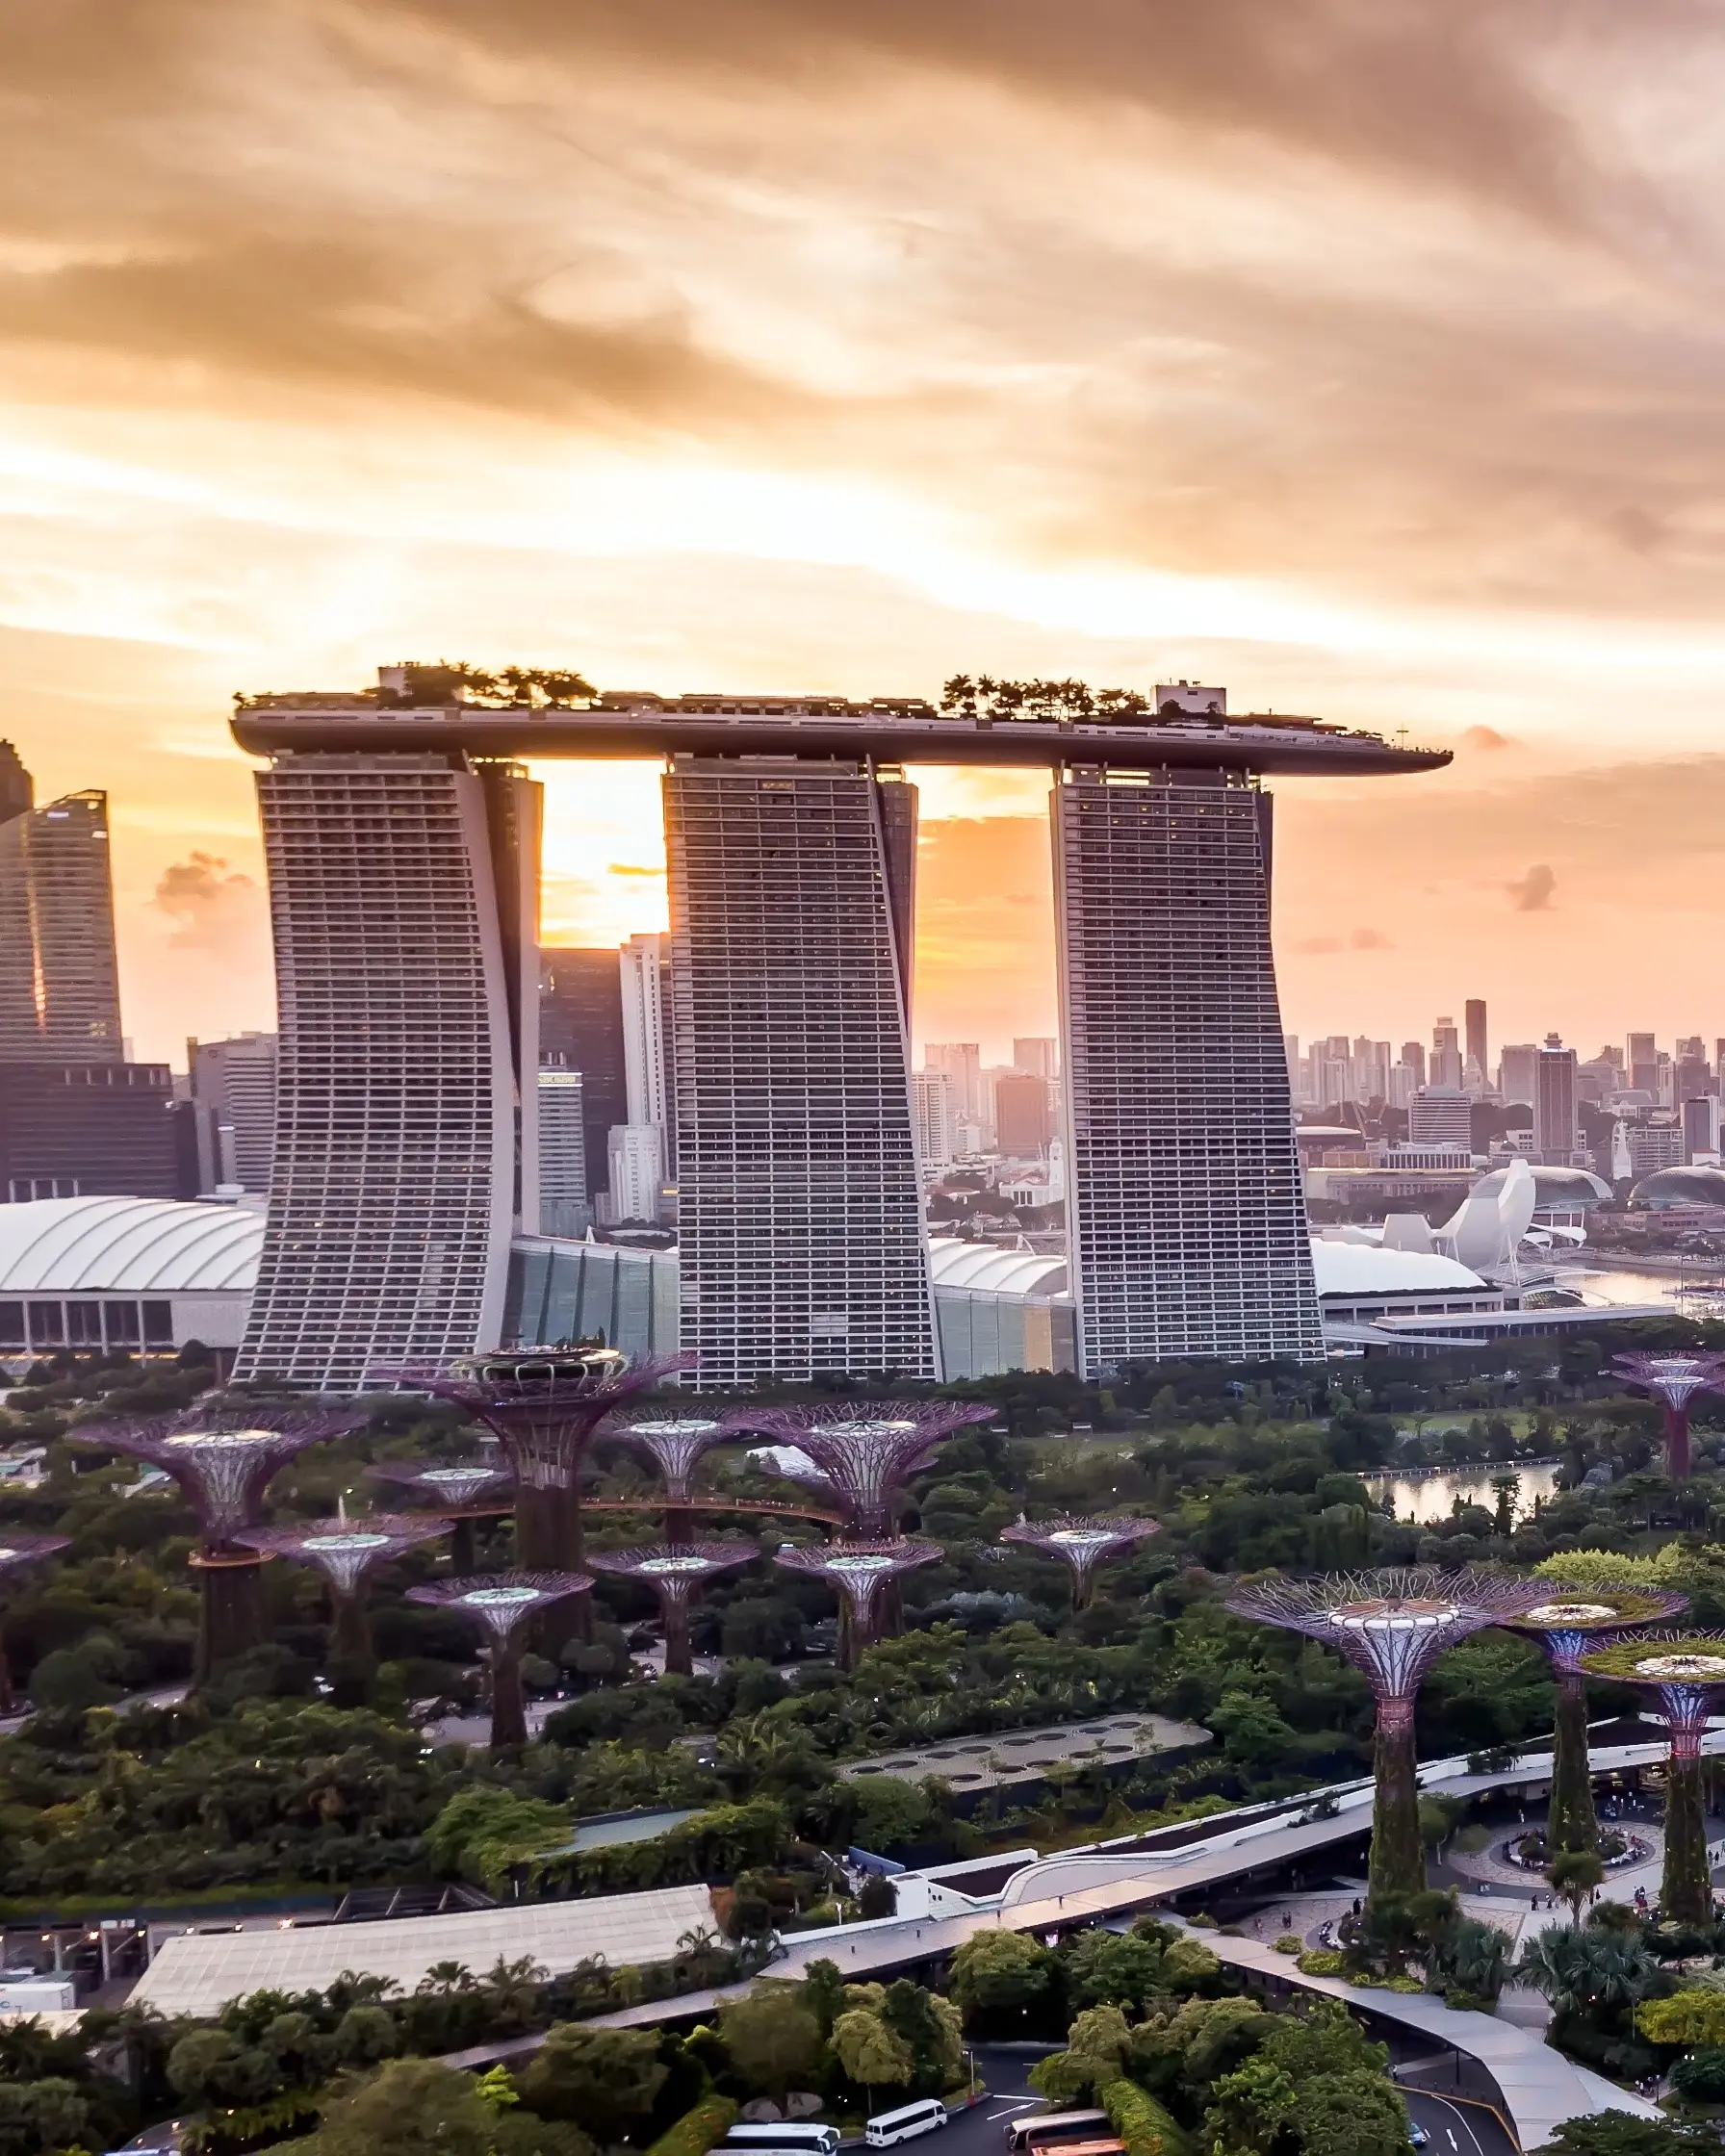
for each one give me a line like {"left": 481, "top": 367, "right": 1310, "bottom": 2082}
{"left": 1013, "top": 1037, "right": 1059, "bottom": 1081}
{"left": 619, "top": 932, "right": 675, "bottom": 1138}
{"left": 923, "top": 1041, "right": 982, "bottom": 1122}
{"left": 605, "top": 1123, "right": 664, "bottom": 1223}
{"left": 188, "top": 1031, "right": 277, "bottom": 1194}
{"left": 665, "top": 755, "right": 938, "bottom": 1387}
{"left": 912, "top": 1067, "right": 956, "bottom": 1169}
{"left": 537, "top": 1064, "right": 587, "bottom": 1235}
{"left": 1052, "top": 767, "right": 1323, "bottom": 1373}
{"left": 236, "top": 753, "right": 541, "bottom": 1389}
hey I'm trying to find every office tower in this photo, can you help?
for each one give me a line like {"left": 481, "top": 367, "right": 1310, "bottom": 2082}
{"left": 605, "top": 1123, "right": 664, "bottom": 1223}
{"left": 1628, "top": 1032, "right": 1658, "bottom": 1095}
{"left": 536, "top": 1064, "right": 587, "bottom": 1234}
{"left": 665, "top": 756, "right": 937, "bottom": 1387}
{"left": 187, "top": 1032, "right": 277, "bottom": 1194}
{"left": 0, "top": 1063, "right": 190, "bottom": 1201}
{"left": 1533, "top": 1035, "right": 1579, "bottom": 1166}
{"left": 1401, "top": 1040, "right": 1426, "bottom": 1088}
{"left": 0, "top": 743, "right": 29, "bottom": 827}
{"left": 1656, "top": 1051, "right": 1675, "bottom": 1108}
{"left": 1627, "top": 1122, "right": 1685, "bottom": 1175}
{"left": 1407, "top": 1087, "right": 1472, "bottom": 1149}
{"left": 924, "top": 1041, "right": 982, "bottom": 1122}
{"left": 620, "top": 932, "right": 676, "bottom": 1153}
{"left": 995, "top": 1071, "right": 1053, "bottom": 1156}
{"left": 1499, "top": 1042, "right": 1537, "bottom": 1108}
{"left": 911, "top": 1068, "right": 955, "bottom": 1169}
{"left": 236, "top": 754, "right": 540, "bottom": 1389}
{"left": 541, "top": 949, "right": 628, "bottom": 1203}
{"left": 1387, "top": 1061, "right": 1417, "bottom": 1110}
{"left": 1052, "top": 767, "right": 1322, "bottom": 1373}
{"left": 1352, "top": 1038, "right": 1391, "bottom": 1104}
{"left": 1429, "top": 1016, "right": 1463, "bottom": 1091}
{"left": 1013, "top": 1037, "right": 1059, "bottom": 1081}
{"left": 1312, "top": 1046, "right": 1352, "bottom": 1109}
{"left": 1465, "top": 999, "right": 1487, "bottom": 1079}
{"left": 1682, "top": 1094, "right": 1720, "bottom": 1164}
{"left": 1715, "top": 1039, "right": 1725, "bottom": 1090}
{"left": 0, "top": 776, "right": 123, "bottom": 1065}
{"left": 1676, "top": 1047, "right": 1712, "bottom": 1107}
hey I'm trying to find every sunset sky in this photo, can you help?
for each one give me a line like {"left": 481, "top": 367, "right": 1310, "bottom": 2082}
{"left": 9, "top": 2, "right": 1725, "bottom": 1065}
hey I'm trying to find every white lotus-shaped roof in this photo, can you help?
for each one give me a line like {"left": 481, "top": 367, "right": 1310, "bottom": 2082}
{"left": 0, "top": 1197, "right": 263, "bottom": 1296}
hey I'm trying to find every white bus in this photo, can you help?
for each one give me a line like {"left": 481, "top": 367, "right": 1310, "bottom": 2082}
{"left": 865, "top": 2100, "right": 948, "bottom": 2147}
{"left": 725, "top": 2132, "right": 840, "bottom": 2156}
{"left": 1005, "top": 2114, "right": 1110, "bottom": 2155}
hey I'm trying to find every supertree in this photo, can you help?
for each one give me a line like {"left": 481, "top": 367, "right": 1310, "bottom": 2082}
{"left": 373, "top": 1348, "right": 690, "bottom": 1573}
{"left": 0, "top": 1537, "right": 69, "bottom": 1712}
{"left": 234, "top": 1514, "right": 452, "bottom": 1689}
{"left": 72, "top": 1402, "right": 365, "bottom": 1681}
{"left": 1002, "top": 1514, "right": 1161, "bottom": 1609}
{"left": 1610, "top": 1352, "right": 1725, "bottom": 1482}
{"left": 586, "top": 1542, "right": 757, "bottom": 1677}
{"left": 1582, "top": 1631, "right": 1725, "bottom": 1922}
{"left": 772, "top": 1538, "right": 941, "bottom": 1668}
{"left": 739, "top": 1401, "right": 993, "bottom": 1533}
{"left": 603, "top": 1413, "right": 746, "bottom": 1543}
{"left": 406, "top": 1573, "right": 593, "bottom": 1751}
{"left": 1226, "top": 1568, "right": 1550, "bottom": 1907}
{"left": 366, "top": 1456, "right": 515, "bottom": 1571}
{"left": 1500, "top": 1587, "right": 1687, "bottom": 1856}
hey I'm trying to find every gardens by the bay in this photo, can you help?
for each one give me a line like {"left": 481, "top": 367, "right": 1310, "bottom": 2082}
{"left": 12, "top": 1327, "right": 1725, "bottom": 2155}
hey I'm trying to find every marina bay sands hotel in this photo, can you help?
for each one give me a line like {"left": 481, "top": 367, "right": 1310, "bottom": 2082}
{"left": 228, "top": 674, "right": 1449, "bottom": 1392}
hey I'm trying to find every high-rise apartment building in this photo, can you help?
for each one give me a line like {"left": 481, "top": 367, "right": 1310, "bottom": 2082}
{"left": 1533, "top": 1035, "right": 1579, "bottom": 1166}
{"left": 1429, "top": 1016, "right": 1463, "bottom": 1091}
{"left": 1012, "top": 1037, "right": 1059, "bottom": 1081}
{"left": 924, "top": 1041, "right": 982, "bottom": 1122}
{"left": 911, "top": 1068, "right": 955, "bottom": 1169}
{"left": 536, "top": 1064, "right": 587, "bottom": 1234}
{"left": 187, "top": 1032, "right": 277, "bottom": 1194}
{"left": 1628, "top": 1032, "right": 1658, "bottom": 1096}
{"left": 236, "top": 754, "right": 540, "bottom": 1388}
{"left": 1352, "top": 1038, "right": 1391, "bottom": 1104}
{"left": 0, "top": 766, "right": 123, "bottom": 1065}
{"left": 1408, "top": 1087, "right": 1472, "bottom": 1149}
{"left": 1676, "top": 1047, "right": 1712, "bottom": 1106}
{"left": 605, "top": 1123, "right": 664, "bottom": 1224}
{"left": 1464, "top": 999, "right": 1487, "bottom": 1080}
{"left": 994, "top": 1071, "right": 1053, "bottom": 1157}
{"left": 1499, "top": 1042, "right": 1538, "bottom": 1108}
{"left": 664, "top": 756, "right": 937, "bottom": 1387}
{"left": 618, "top": 931, "right": 676, "bottom": 1222}
{"left": 541, "top": 949, "right": 628, "bottom": 1203}
{"left": 1052, "top": 767, "right": 1322, "bottom": 1373}
{"left": 1401, "top": 1040, "right": 1427, "bottom": 1088}
{"left": 1682, "top": 1094, "right": 1720, "bottom": 1164}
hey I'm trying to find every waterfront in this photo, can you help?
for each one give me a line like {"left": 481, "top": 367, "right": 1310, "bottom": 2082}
{"left": 1366, "top": 1460, "right": 1563, "bottom": 1524}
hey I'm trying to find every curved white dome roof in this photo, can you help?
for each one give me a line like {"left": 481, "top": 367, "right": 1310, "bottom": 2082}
{"left": 927, "top": 1237, "right": 1068, "bottom": 1296}
{"left": 1309, "top": 1240, "right": 1486, "bottom": 1296}
{"left": 0, "top": 1197, "right": 263, "bottom": 1296}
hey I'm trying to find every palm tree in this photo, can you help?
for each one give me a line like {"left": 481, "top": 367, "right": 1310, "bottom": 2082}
{"left": 417, "top": 1960, "right": 477, "bottom": 1995}
{"left": 1515, "top": 1925, "right": 1657, "bottom": 2016}
{"left": 1546, "top": 1849, "right": 1606, "bottom": 1927}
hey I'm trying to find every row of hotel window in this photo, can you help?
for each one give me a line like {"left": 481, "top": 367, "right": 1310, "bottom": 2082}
{"left": 0, "top": 1302, "right": 178, "bottom": 1350}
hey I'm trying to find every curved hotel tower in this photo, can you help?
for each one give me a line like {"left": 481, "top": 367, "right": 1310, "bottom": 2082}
{"left": 232, "top": 677, "right": 1446, "bottom": 1386}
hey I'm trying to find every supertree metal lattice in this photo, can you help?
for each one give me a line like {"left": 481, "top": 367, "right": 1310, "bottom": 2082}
{"left": 235, "top": 1514, "right": 453, "bottom": 1684}
{"left": 1226, "top": 1568, "right": 1550, "bottom": 1907}
{"left": 406, "top": 1571, "right": 593, "bottom": 1750}
{"left": 1610, "top": 1353, "right": 1725, "bottom": 1482}
{"left": 738, "top": 1400, "right": 992, "bottom": 1533}
{"left": 72, "top": 1400, "right": 366, "bottom": 1681}
{"left": 1583, "top": 1630, "right": 1725, "bottom": 1922}
{"left": 586, "top": 1540, "right": 758, "bottom": 1677}
{"left": 1002, "top": 1514, "right": 1161, "bottom": 1609}
{"left": 0, "top": 1536, "right": 69, "bottom": 1712}
{"left": 1501, "top": 1587, "right": 1688, "bottom": 1856}
{"left": 373, "top": 1348, "right": 691, "bottom": 1573}
{"left": 366, "top": 1455, "right": 515, "bottom": 1571}
{"left": 772, "top": 1538, "right": 941, "bottom": 1667}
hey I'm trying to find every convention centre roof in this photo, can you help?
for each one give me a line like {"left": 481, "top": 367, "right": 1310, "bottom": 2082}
{"left": 1308, "top": 1243, "right": 1487, "bottom": 1297}
{"left": 0, "top": 1197, "right": 263, "bottom": 1296}
{"left": 926, "top": 1239, "right": 1068, "bottom": 1296}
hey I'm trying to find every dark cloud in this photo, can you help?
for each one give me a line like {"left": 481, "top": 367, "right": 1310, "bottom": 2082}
{"left": 1506, "top": 862, "right": 1557, "bottom": 911}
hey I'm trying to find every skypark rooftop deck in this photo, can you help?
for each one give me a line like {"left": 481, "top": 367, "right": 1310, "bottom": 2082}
{"left": 232, "top": 687, "right": 1450, "bottom": 776}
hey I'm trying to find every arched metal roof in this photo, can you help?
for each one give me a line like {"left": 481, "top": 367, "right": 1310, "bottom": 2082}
{"left": 0, "top": 1197, "right": 263, "bottom": 1295}
{"left": 1309, "top": 1241, "right": 1486, "bottom": 1296}
{"left": 926, "top": 1238, "right": 1068, "bottom": 1297}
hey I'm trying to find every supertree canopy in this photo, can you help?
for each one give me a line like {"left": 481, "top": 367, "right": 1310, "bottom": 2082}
{"left": 1226, "top": 1568, "right": 1550, "bottom": 1907}
{"left": 587, "top": 1541, "right": 757, "bottom": 1677}
{"left": 773, "top": 1537, "right": 941, "bottom": 1666}
{"left": 0, "top": 1536, "right": 69, "bottom": 1713}
{"left": 1610, "top": 1353, "right": 1725, "bottom": 1481}
{"left": 73, "top": 1401, "right": 365, "bottom": 1681}
{"left": 235, "top": 1514, "right": 452, "bottom": 1687}
{"left": 366, "top": 1455, "right": 514, "bottom": 1571}
{"left": 1501, "top": 1587, "right": 1687, "bottom": 1856}
{"left": 740, "top": 1400, "right": 992, "bottom": 1533}
{"left": 406, "top": 1572, "right": 593, "bottom": 1751}
{"left": 1002, "top": 1514, "right": 1160, "bottom": 1608}
{"left": 1583, "top": 1630, "right": 1725, "bottom": 1922}
{"left": 374, "top": 1348, "right": 690, "bottom": 1572}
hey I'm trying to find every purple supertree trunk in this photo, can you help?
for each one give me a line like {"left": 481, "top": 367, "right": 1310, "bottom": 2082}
{"left": 737, "top": 1401, "right": 991, "bottom": 1533}
{"left": 236, "top": 1515, "right": 452, "bottom": 1685}
{"left": 587, "top": 1541, "right": 756, "bottom": 1676}
{"left": 407, "top": 1572, "right": 593, "bottom": 1750}
{"left": 1002, "top": 1515, "right": 1160, "bottom": 1608}
{"left": 772, "top": 1538, "right": 941, "bottom": 1668}
{"left": 1582, "top": 1632, "right": 1725, "bottom": 1923}
{"left": 1610, "top": 1353, "right": 1725, "bottom": 1481}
